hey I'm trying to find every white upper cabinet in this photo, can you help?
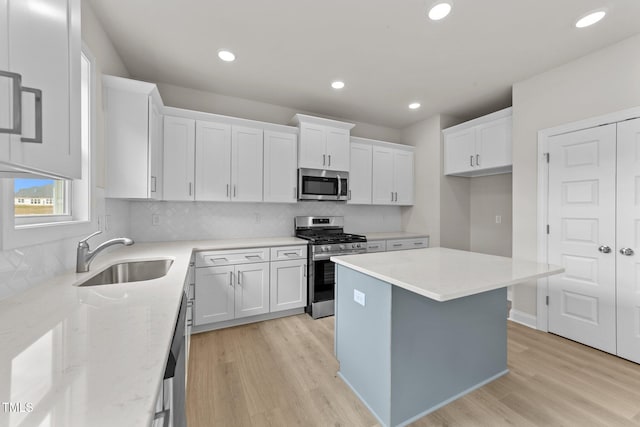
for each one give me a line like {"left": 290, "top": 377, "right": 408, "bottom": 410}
{"left": 104, "top": 76, "right": 164, "bottom": 199}
{"left": 0, "top": 0, "right": 81, "bottom": 179}
{"left": 163, "top": 116, "right": 195, "bottom": 201}
{"left": 231, "top": 125, "right": 263, "bottom": 202}
{"left": 370, "top": 140, "right": 414, "bottom": 206}
{"left": 443, "top": 107, "right": 512, "bottom": 177}
{"left": 349, "top": 140, "right": 372, "bottom": 204}
{"left": 195, "top": 120, "right": 231, "bottom": 201}
{"left": 291, "top": 114, "right": 354, "bottom": 171}
{"left": 264, "top": 130, "right": 298, "bottom": 203}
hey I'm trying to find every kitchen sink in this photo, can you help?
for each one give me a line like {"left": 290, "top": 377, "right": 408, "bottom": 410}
{"left": 78, "top": 259, "right": 174, "bottom": 286}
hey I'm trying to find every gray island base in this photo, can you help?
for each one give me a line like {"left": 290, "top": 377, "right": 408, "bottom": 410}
{"left": 332, "top": 248, "right": 563, "bottom": 427}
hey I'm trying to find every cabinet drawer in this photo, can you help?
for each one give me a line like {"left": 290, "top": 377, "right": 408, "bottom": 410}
{"left": 366, "top": 241, "right": 386, "bottom": 253}
{"left": 386, "top": 237, "right": 429, "bottom": 251}
{"left": 270, "top": 245, "right": 307, "bottom": 261}
{"left": 196, "top": 247, "right": 270, "bottom": 267}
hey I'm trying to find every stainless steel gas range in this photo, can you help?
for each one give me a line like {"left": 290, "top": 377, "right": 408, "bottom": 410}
{"left": 295, "top": 216, "right": 367, "bottom": 319}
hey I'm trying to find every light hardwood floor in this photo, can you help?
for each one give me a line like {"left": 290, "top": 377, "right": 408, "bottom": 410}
{"left": 187, "top": 315, "right": 640, "bottom": 426}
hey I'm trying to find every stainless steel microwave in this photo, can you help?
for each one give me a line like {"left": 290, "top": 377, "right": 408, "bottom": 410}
{"left": 298, "top": 168, "right": 349, "bottom": 201}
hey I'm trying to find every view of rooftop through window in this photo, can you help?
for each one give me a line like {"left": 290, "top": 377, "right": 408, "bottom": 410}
{"left": 14, "top": 178, "right": 68, "bottom": 216}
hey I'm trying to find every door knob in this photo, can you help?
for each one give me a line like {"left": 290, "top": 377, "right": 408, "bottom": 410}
{"left": 620, "top": 248, "right": 635, "bottom": 256}
{"left": 598, "top": 245, "right": 612, "bottom": 254}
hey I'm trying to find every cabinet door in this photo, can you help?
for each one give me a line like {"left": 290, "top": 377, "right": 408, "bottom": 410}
{"left": 232, "top": 125, "right": 263, "bottom": 202}
{"left": 325, "top": 127, "right": 349, "bottom": 171}
{"left": 366, "top": 240, "right": 386, "bottom": 253}
{"left": 263, "top": 130, "right": 297, "bottom": 203}
{"left": 195, "top": 120, "right": 231, "bottom": 201}
{"left": 163, "top": 116, "right": 195, "bottom": 201}
{"left": 149, "top": 98, "right": 163, "bottom": 200}
{"left": 348, "top": 142, "right": 372, "bottom": 204}
{"left": 270, "top": 259, "right": 307, "bottom": 312}
{"left": 298, "top": 123, "right": 325, "bottom": 169}
{"left": 371, "top": 146, "right": 394, "bottom": 205}
{"left": 393, "top": 149, "right": 414, "bottom": 205}
{"left": 7, "top": 0, "right": 81, "bottom": 178}
{"left": 235, "top": 262, "right": 270, "bottom": 318}
{"left": 476, "top": 116, "right": 511, "bottom": 170}
{"left": 194, "top": 265, "right": 235, "bottom": 325}
{"left": 444, "top": 128, "right": 476, "bottom": 175}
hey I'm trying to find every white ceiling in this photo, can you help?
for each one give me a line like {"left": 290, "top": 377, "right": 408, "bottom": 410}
{"left": 89, "top": 0, "right": 640, "bottom": 129}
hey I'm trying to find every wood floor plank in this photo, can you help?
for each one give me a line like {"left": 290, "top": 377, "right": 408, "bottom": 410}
{"left": 187, "top": 315, "right": 640, "bottom": 426}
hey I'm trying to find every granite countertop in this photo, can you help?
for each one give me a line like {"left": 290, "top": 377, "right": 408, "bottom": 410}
{"left": 0, "top": 236, "right": 306, "bottom": 427}
{"left": 332, "top": 247, "right": 563, "bottom": 302}
{"left": 364, "top": 231, "right": 429, "bottom": 241}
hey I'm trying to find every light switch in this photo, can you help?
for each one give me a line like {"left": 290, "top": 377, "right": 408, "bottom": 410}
{"left": 495, "top": 215, "right": 502, "bottom": 224}
{"left": 354, "top": 289, "right": 365, "bottom": 307}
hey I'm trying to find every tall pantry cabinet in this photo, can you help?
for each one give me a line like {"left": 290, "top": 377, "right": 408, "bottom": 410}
{"left": 547, "top": 116, "right": 640, "bottom": 364}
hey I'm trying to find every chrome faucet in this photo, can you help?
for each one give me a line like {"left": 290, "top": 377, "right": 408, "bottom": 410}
{"left": 76, "top": 230, "right": 134, "bottom": 273}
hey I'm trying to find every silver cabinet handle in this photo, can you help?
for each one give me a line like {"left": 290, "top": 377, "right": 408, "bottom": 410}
{"left": 20, "top": 87, "right": 43, "bottom": 144}
{"left": 392, "top": 243, "right": 402, "bottom": 247}
{"left": 328, "top": 154, "right": 331, "bottom": 167}
{"left": 237, "top": 270, "right": 242, "bottom": 285}
{"left": 245, "top": 255, "right": 262, "bottom": 260}
{"left": 598, "top": 245, "right": 612, "bottom": 254}
{"left": 348, "top": 190, "right": 351, "bottom": 200}
{"left": 395, "top": 192, "right": 398, "bottom": 202}
{"left": 476, "top": 154, "right": 480, "bottom": 166}
{"left": 229, "top": 271, "right": 233, "bottom": 287}
{"left": 303, "top": 264, "right": 307, "bottom": 277}
{"left": 283, "top": 252, "right": 298, "bottom": 257}
{"left": 470, "top": 155, "right": 474, "bottom": 167}
{"left": 414, "top": 242, "right": 423, "bottom": 245}
{"left": 151, "top": 176, "right": 157, "bottom": 193}
{"left": 233, "top": 185, "right": 237, "bottom": 198}
{"left": 391, "top": 192, "right": 394, "bottom": 202}
{"left": 210, "top": 257, "right": 228, "bottom": 263}
{"left": 188, "top": 182, "right": 192, "bottom": 196}
{"left": 226, "top": 184, "right": 229, "bottom": 197}
{"left": 0, "top": 70, "right": 22, "bottom": 135}
{"left": 620, "top": 248, "right": 635, "bottom": 256}
{"left": 323, "top": 154, "right": 326, "bottom": 166}
{"left": 369, "top": 245, "right": 379, "bottom": 249}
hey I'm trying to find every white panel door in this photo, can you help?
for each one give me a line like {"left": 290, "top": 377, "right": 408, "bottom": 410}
{"left": 195, "top": 120, "right": 231, "bottom": 201}
{"left": 232, "top": 125, "right": 263, "bottom": 202}
{"left": 372, "top": 146, "right": 394, "bottom": 205}
{"left": 616, "top": 117, "right": 640, "bottom": 364}
{"left": 444, "top": 128, "right": 475, "bottom": 175}
{"left": 348, "top": 142, "right": 372, "bottom": 204}
{"left": 393, "top": 149, "right": 414, "bottom": 205}
{"left": 235, "top": 262, "right": 270, "bottom": 318}
{"left": 270, "top": 259, "right": 307, "bottom": 312}
{"left": 299, "top": 123, "right": 325, "bottom": 169}
{"left": 325, "top": 127, "right": 349, "bottom": 171}
{"left": 163, "top": 116, "right": 195, "bottom": 201}
{"left": 194, "top": 266, "right": 235, "bottom": 325}
{"left": 263, "top": 130, "right": 297, "bottom": 203}
{"left": 548, "top": 124, "right": 617, "bottom": 354}
{"left": 476, "top": 116, "right": 511, "bottom": 170}
{"left": 9, "top": 0, "right": 80, "bottom": 178}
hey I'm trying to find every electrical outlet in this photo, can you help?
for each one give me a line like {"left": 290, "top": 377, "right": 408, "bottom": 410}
{"left": 354, "top": 289, "right": 366, "bottom": 307}
{"left": 152, "top": 214, "right": 160, "bottom": 226}
{"left": 495, "top": 215, "right": 502, "bottom": 224}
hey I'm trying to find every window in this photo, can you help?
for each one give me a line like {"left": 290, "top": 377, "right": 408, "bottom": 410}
{"left": 1, "top": 46, "right": 96, "bottom": 249}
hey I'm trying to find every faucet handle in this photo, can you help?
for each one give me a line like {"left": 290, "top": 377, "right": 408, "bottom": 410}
{"left": 79, "top": 230, "right": 102, "bottom": 245}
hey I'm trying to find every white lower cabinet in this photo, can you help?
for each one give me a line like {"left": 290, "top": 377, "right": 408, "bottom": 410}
{"left": 194, "top": 244, "right": 307, "bottom": 329}
{"left": 367, "top": 237, "right": 429, "bottom": 253}
{"left": 270, "top": 259, "right": 307, "bottom": 312}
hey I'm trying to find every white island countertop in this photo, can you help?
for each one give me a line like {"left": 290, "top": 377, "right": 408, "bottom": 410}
{"left": 332, "top": 247, "right": 563, "bottom": 302}
{"left": 0, "top": 236, "right": 306, "bottom": 427}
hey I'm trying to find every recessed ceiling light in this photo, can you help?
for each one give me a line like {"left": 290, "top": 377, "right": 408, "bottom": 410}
{"left": 409, "top": 102, "right": 421, "bottom": 110}
{"left": 575, "top": 10, "right": 606, "bottom": 28}
{"left": 428, "top": 2, "right": 452, "bottom": 20}
{"left": 217, "top": 50, "right": 236, "bottom": 62}
{"left": 331, "top": 81, "right": 345, "bottom": 89}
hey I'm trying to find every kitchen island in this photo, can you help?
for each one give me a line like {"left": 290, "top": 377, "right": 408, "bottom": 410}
{"left": 331, "top": 247, "right": 563, "bottom": 427}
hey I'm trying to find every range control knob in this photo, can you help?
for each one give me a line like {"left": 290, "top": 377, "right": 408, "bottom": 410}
{"left": 351, "top": 244, "right": 356, "bottom": 248}
{"left": 321, "top": 246, "right": 328, "bottom": 252}
{"left": 356, "top": 243, "right": 361, "bottom": 248}
{"left": 339, "top": 244, "right": 345, "bottom": 250}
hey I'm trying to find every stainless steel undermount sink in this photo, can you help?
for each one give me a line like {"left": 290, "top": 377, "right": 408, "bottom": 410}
{"left": 78, "top": 259, "right": 174, "bottom": 286}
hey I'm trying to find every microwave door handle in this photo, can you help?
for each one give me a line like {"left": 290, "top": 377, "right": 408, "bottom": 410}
{"left": 337, "top": 174, "right": 342, "bottom": 200}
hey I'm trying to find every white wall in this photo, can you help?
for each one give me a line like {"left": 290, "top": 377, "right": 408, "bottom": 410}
{"left": 156, "top": 82, "right": 403, "bottom": 144}
{"left": 512, "top": 34, "right": 640, "bottom": 316}
{"left": 0, "top": 0, "right": 131, "bottom": 301}
{"left": 470, "top": 173, "right": 512, "bottom": 257}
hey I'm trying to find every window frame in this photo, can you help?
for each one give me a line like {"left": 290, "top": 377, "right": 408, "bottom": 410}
{"left": 0, "top": 45, "right": 98, "bottom": 250}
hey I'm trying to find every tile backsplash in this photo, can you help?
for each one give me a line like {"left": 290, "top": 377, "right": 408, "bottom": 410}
{"left": 0, "top": 198, "right": 130, "bottom": 301}
{"left": 129, "top": 201, "right": 403, "bottom": 242}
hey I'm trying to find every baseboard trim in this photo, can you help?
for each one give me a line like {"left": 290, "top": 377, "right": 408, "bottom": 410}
{"left": 508, "top": 309, "right": 537, "bottom": 330}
